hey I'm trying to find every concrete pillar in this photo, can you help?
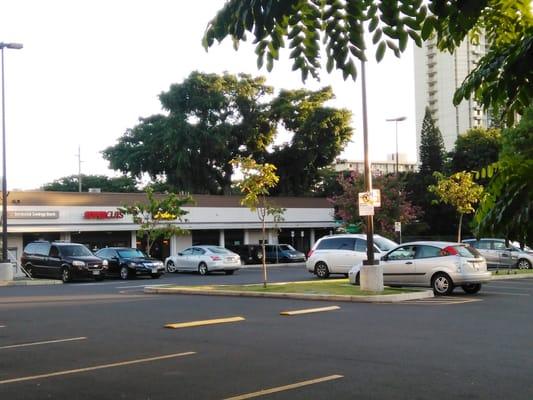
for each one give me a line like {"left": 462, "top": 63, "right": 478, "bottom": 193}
{"left": 60, "top": 232, "right": 71, "bottom": 242}
{"left": 130, "top": 231, "right": 137, "bottom": 248}
{"left": 219, "top": 230, "right": 225, "bottom": 246}
{"left": 267, "top": 230, "right": 273, "bottom": 245}
{"left": 170, "top": 234, "right": 177, "bottom": 256}
{"left": 360, "top": 264, "right": 384, "bottom": 292}
{"left": 244, "top": 230, "right": 250, "bottom": 244}
{"left": 310, "top": 229, "right": 316, "bottom": 248}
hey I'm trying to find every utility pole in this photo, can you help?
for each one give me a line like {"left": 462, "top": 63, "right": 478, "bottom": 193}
{"left": 76, "top": 145, "right": 82, "bottom": 192}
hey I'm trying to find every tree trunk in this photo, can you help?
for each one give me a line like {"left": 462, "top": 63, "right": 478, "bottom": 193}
{"left": 457, "top": 213, "right": 463, "bottom": 243}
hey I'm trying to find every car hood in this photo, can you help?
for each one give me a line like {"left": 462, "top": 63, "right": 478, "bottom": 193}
{"left": 123, "top": 257, "right": 161, "bottom": 263}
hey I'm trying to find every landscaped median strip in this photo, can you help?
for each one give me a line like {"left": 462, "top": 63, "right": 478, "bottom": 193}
{"left": 280, "top": 306, "right": 340, "bottom": 316}
{"left": 145, "top": 279, "right": 434, "bottom": 303}
{"left": 223, "top": 374, "right": 344, "bottom": 400}
{"left": 165, "top": 316, "right": 245, "bottom": 329}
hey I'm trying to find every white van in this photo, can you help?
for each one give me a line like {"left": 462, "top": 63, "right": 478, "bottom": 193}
{"left": 306, "top": 234, "right": 397, "bottom": 278}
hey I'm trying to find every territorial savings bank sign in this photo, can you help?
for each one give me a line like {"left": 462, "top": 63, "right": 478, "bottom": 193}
{"left": 83, "top": 210, "right": 124, "bottom": 220}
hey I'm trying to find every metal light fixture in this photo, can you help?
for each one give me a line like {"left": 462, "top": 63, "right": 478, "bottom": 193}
{"left": 1, "top": 42, "right": 23, "bottom": 262}
{"left": 385, "top": 116, "right": 407, "bottom": 175}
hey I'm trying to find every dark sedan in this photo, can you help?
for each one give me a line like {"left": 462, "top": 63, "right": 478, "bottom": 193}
{"left": 264, "top": 244, "right": 306, "bottom": 263}
{"left": 95, "top": 247, "right": 165, "bottom": 280}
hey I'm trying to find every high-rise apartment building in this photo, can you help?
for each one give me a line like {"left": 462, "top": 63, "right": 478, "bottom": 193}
{"left": 414, "top": 36, "right": 490, "bottom": 153}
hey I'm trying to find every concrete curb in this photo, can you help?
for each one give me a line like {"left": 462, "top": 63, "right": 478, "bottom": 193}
{"left": 0, "top": 279, "right": 63, "bottom": 287}
{"left": 491, "top": 273, "right": 533, "bottom": 281}
{"left": 144, "top": 286, "right": 434, "bottom": 303}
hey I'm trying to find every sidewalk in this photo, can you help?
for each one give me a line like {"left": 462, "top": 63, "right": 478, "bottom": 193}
{"left": 0, "top": 277, "right": 63, "bottom": 287}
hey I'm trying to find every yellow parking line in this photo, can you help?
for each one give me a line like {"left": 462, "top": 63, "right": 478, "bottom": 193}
{"left": 0, "top": 352, "right": 195, "bottom": 385}
{"left": 280, "top": 306, "right": 340, "bottom": 316}
{"left": 224, "top": 374, "right": 344, "bottom": 400}
{"left": 165, "top": 316, "right": 245, "bottom": 329}
{"left": 0, "top": 337, "right": 87, "bottom": 350}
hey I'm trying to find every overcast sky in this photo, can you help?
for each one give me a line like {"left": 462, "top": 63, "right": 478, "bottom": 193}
{"left": 1, "top": 0, "right": 416, "bottom": 190}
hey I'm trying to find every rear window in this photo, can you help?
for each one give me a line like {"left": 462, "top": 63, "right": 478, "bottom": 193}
{"left": 279, "top": 245, "right": 295, "bottom": 251}
{"left": 207, "top": 246, "right": 231, "bottom": 254}
{"left": 452, "top": 245, "right": 481, "bottom": 258}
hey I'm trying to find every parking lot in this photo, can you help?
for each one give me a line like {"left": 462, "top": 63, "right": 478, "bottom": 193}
{"left": 1, "top": 267, "right": 532, "bottom": 399}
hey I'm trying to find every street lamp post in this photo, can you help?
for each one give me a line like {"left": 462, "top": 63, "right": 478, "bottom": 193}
{"left": 1, "top": 42, "right": 23, "bottom": 263}
{"left": 385, "top": 116, "right": 406, "bottom": 175}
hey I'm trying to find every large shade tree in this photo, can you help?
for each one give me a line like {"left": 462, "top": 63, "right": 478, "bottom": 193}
{"left": 449, "top": 127, "right": 501, "bottom": 174}
{"left": 42, "top": 175, "right": 138, "bottom": 193}
{"left": 104, "top": 71, "right": 352, "bottom": 195}
{"left": 204, "top": 1, "right": 532, "bottom": 124}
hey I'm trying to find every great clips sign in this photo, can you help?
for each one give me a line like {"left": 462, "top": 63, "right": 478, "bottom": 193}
{"left": 83, "top": 210, "right": 124, "bottom": 220}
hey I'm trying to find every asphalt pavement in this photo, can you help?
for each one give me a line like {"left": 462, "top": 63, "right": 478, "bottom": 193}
{"left": 1, "top": 266, "right": 532, "bottom": 399}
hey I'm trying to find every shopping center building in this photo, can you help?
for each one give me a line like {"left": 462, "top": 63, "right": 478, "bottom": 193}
{"left": 5, "top": 191, "right": 336, "bottom": 273}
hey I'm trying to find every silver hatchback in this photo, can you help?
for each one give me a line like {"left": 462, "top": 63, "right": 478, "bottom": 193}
{"left": 462, "top": 238, "right": 532, "bottom": 269}
{"left": 349, "top": 241, "right": 492, "bottom": 295}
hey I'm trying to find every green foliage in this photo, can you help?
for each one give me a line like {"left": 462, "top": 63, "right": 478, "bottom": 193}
{"left": 119, "top": 188, "right": 193, "bottom": 256}
{"left": 429, "top": 171, "right": 484, "bottom": 241}
{"left": 205, "top": 0, "right": 532, "bottom": 125}
{"left": 104, "top": 72, "right": 352, "bottom": 196}
{"left": 419, "top": 107, "right": 445, "bottom": 176}
{"left": 231, "top": 156, "right": 284, "bottom": 287}
{"left": 449, "top": 128, "right": 501, "bottom": 174}
{"left": 42, "top": 174, "right": 138, "bottom": 193}
{"left": 266, "top": 87, "right": 352, "bottom": 195}
{"left": 475, "top": 106, "right": 533, "bottom": 243}
{"left": 331, "top": 172, "right": 420, "bottom": 235}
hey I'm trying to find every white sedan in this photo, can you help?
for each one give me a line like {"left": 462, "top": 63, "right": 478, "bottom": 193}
{"left": 165, "top": 245, "right": 241, "bottom": 275}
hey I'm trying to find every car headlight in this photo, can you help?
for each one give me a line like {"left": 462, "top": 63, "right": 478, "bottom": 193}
{"left": 130, "top": 262, "right": 141, "bottom": 267}
{"left": 102, "top": 259, "right": 108, "bottom": 267}
{"left": 72, "top": 260, "right": 85, "bottom": 267}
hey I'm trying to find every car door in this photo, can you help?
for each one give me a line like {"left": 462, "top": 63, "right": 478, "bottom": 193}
{"left": 334, "top": 238, "right": 358, "bottom": 273}
{"left": 45, "top": 245, "right": 62, "bottom": 278}
{"left": 103, "top": 249, "right": 120, "bottom": 276}
{"left": 33, "top": 243, "right": 51, "bottom": 277}
{"left": 192, "top": 248, "right": 207, "bottom": 269}
{"left": 413, "top": 245, "right": 445, "bottom": 285}
{"left": 473, "top": 240, "right": 494, "bottom": 267}
{"left": 492, "top": 240, "right": 513, "bottom": 267}
{"left": 177, "top": 248, "right": 194, "bottom": 270}
{"left": 381, "top": 245, "right": 417, "bottom": 285}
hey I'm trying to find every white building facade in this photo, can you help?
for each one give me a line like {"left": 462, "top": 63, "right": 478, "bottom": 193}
{"left": 414, "top": 36, "right": 490, "bottom": 152}
{"left": 5, "top": 191, "right": 336, "bottom": 275}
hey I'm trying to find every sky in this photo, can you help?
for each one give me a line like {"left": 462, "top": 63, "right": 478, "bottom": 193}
{"left": 1, "top": 0, "right": 417, "bottom": 190}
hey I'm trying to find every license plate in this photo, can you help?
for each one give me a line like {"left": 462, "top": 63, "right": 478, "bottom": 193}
{"left": 92, "top": 270, "right": 100, "bottom": 275}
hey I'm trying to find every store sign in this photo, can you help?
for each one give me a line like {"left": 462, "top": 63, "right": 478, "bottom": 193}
{"left": 83, "top": 211, "right": 124, "bottom": 220}
{"left": 7, "top": 210, "right": 59, "bottom": 219}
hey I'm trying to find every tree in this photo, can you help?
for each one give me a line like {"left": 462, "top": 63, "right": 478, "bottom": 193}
{"left": 231, "top": 156, "right": 284, "bottom": 288}
{"left": 204, "top": 1, "right": 532, "bottom": 123}
{"left": 103, "top": 71, "right": 352, "bottom": 195}
{"left": 419, "top": 107, "right": 446, "bottom": 176}
{"left": 331, "top": 172, "right": 420, "bottom": 236}
{"left": 119, "top": 188, "right": 192, "bottom": 256}
{"left": 42, "top": 175, "right": 138, "bottom": 192}
{"left": 429, "top": 172, "right": 484, "bottom": 242}
{"left": 475, "top": 106, "right": 533, "bottom": 244}
{"left": 449, "top": 128, "right": 501, "bottom": 174}
{"left": 266, "top": 87, "right": 352, "bottom": 195}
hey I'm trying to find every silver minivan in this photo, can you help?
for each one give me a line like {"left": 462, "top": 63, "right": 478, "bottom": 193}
{"left": 463, "top": 238, "right": 532, "bottom": 269}
{"left": 306, "top": 234, "right": 397, "bottom": 278}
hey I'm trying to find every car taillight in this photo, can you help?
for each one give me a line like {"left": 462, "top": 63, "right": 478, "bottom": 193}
{"left": 307, "top": 250, "right": 314, "bottom": 258}
{"left": 210, "top": 256, "right": 221, "bottom": 261}
{"left": 441, "top": 246, "right": 458, "bottom": 256}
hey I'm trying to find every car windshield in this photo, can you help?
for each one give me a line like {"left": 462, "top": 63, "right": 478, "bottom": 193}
{"left": 454, "top": 245, "right": 481, "bottom": 258}
{"left": 279, "top": 245, "right": 295, "bottom": 251}
{"left": 373, "top": 236, "right": 397, "bottom": 252}
{"left": 117, "top": 249, "right": 147, "bottom": 258}
{"left": 60, "top": 245, "right": 93, "bottom": 257}
{"left": 207, "top": 246, "right": 231, "bottom": 254}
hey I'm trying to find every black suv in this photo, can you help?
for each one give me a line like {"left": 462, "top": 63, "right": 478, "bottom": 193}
{"left": 95, "top": 247, "right": 165, "bottom": 280}
{"left": 21, "top": 241, "right": 108, "bottom": 283}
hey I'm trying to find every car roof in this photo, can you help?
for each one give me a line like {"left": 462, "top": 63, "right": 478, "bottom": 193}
{"left": 394, "top": 241, "right": 462, "bottom": 248}
{"left": 318, "top": 234, "right": 383, "bottom": 240}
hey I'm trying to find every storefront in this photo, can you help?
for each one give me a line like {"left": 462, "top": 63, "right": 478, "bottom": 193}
{"left": 5, "top": 191, "right": 336, "bottom": 274}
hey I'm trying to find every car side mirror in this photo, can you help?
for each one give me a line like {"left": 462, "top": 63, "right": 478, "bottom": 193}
{"left": 177, "top": 252, "right": 183, "bottom": 256}
{"left": 381, "top": 255, "right": 388, "bottom": 261}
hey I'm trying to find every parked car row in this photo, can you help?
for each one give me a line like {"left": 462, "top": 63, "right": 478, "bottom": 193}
{"left": 306, "top": 234, "right": 494, "bottom": 296}
{"left": 226, "top": 244, "right": 306, "bottom": 264}
{"left": 21, "top": 241, "right": 165, "bottom": 283}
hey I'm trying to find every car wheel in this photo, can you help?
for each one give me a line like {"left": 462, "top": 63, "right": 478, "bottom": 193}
{"left": 315, "top": 262, "right": 330, "bottom": 279}
{"left": 355, "top": 272, "right": 360, "bottom": 285}
{"left": 431, "top": 272, "right": 454, "bottom": 295}
{"left": 254, "top": 249, "right": 263, "bottom": 263}
{"left": 461, "top": 283, "right": 481, "bottom": 294}
{"left": 517, "top": 258, "right": 532, "bottom": 269}
{"left": 61, "top": 267, "right": 71, "bottom": 283}
{"left": 225, "top": 270, "right": 235, "bottom": 275}
{"left": 198, "top": 262, "right": 209, "bottom": 276}
{"left": 166, "top": 260, "right": 177, "bottom": 273}
{"left": 24, "top": 264, "right": 34, "bottom": 278}
{"left": 120, "top": 266, "right": 130, "bottom": 280}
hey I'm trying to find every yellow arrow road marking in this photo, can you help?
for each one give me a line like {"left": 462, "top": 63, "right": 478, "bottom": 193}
{"left": 280, "top": 306, "right": 340, "bottom": 316}
{"left": 0, "top": 352, "right": 196, "bottom": 385}
{"left": 223, "top": 374, "right": 344, "bottom": 400}
{"left": 165, "top": 316, "right": 245, "bottom": 329}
